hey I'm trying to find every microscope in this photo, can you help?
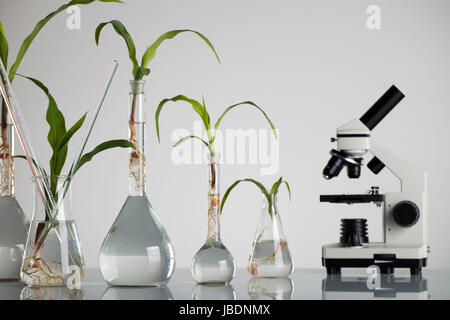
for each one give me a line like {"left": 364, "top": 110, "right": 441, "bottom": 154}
{"left": 321, "top": 85, "right": 428, "bottom": 275}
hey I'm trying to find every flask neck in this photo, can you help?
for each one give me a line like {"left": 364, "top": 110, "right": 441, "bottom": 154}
{"left": 207, "top": 154, "right": 221, "bottom": 241}
{"left": 0, "top": 123, "right": 14, "bottom": 197}
{"left": 128, "top": 80, "right": 147, "bottom": 196}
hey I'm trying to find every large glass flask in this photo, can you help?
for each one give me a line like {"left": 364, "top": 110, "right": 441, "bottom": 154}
{"left": 99, "top": 80, "right": 175, "bottom": 286}
{"left": 191, "top": 153, "right": 236, "bottom": 284}
{"left": 20, "top": 176, "right": 85, "bottom": 286}
{"left": 0, "top": 123, "right": 28, "bottom": 279}
{"left": 248, "top": 191, "right": 293, "bottom": 277}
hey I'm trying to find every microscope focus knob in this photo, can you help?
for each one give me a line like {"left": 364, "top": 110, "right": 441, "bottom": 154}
{"left": 393, "top": 201, "right": 420, "bottom": 227}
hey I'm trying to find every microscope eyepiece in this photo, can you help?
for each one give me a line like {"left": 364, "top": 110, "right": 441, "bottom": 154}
{"left": 360, "top": 85, "right": 405, "bottom": 130}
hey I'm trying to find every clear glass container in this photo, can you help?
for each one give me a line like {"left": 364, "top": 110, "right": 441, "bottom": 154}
{"left": 248, "top": 191, "right": 293, "bottom": 277}
{"left": 99, "top": 80, "right": 175, "bottom": 286}
{"left": 20, "top": 175, "right": 85, "bottom": 286}
{"left": 191, "top": 153, "right": 236, "bottom": 284}
{"left": 0, "top": 123, "right": 28, "bottom": 280}
{"left": 248, "top": 277, "right": 294, "bottom": 300}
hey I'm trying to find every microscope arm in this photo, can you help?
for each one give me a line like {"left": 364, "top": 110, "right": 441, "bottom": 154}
{"left": 369, "top": 141, "right": 426, "bottom": 193}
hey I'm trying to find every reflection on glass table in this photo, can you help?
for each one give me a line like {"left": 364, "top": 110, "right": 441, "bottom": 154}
{"left": 248, "top": 277, "right": 294, "bottom": 300}
{"left": 20, "top": 286, "right": 86, "bottom": 300}
{"left": 322, "top": 274, "right": 430, "bottom": 300}
{"left": 192, "top": 283, "right": 236, "bottom": 300}
{"left": 1, "top": 269, "right": 449, "bottom": 300}
{"left": 0, "top": 280, "right": 25, "bottom": 300}
{"left": 102, "top": 286, "right": 173, "bottom": 300}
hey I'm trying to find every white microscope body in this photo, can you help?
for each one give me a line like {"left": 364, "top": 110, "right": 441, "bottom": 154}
{"left": 321, "top": 85, "right": 428, "bottom": 275}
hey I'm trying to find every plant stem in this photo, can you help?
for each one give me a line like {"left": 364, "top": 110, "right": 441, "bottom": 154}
{"left": 129, "top": 93, "right": 137, "bottom": 143}
{"left": 210, "top": 163, "right": 216, "bottom": 190}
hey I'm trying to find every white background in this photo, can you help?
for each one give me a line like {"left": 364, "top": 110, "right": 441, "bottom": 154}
{"left": 0, "top": 0, "right": 449, "bottom": 270}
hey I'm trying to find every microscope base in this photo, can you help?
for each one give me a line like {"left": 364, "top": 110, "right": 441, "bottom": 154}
{"left": 322, "top": 243, "right": 428, "bottom": 275}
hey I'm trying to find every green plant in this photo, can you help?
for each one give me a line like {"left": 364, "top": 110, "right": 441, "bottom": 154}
{"left": 0, "top": 0, "right": 122, "bottom": 170}
{"left": 94, "top": 20, "right": 220, "bottom": 81}
{"left": 16, "top": 75, "right": 133, "bottom": 195}
{"left": 94, "top": 20, "right": 220, "bottom": 160}
{"left": 155, "top": 95, "right": 278, "bottom": 191}
{"left": 15, "top": 75, "right": 133, "bottom": 262}
{"left": 220, "top": 177, "right": 291, "bottom": 218}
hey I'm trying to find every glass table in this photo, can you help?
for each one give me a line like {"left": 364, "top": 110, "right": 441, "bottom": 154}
{"left": 1, "top": 268, "right": 449, "bottom": 300}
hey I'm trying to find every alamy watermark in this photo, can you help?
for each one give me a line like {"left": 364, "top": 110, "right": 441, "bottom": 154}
{"left": 366, "top": 265, "right": 381, "bottom": 290}
{"left": 366, "top": 5, "right": 381, "bottom": 30}
{"left": 170, "top": 121, "right": 279, "bottom": 175}
{"left": 66, "top": 5, "right": 81, "bottom": 30}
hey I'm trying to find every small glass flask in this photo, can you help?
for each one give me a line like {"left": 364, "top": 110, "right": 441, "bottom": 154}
{"left": 0, "top": 123, "right": 28, "bottom": 279}
{"left": 99, "top": 80, "right": 175, "bottom": 286}
{"left": 248, "top": 190, "right": 293, "bottom": 277}
{"left": 191, "top": 153, "right": 236, "bottom": 284}
{"left": 20, "top": 176, "right": 86, "bottom": 286}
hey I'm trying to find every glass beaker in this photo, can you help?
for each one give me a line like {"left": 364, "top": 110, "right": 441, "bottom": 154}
{"left": 248, "top": 191, "right": 293, "bottom": 277}
{"left": 191, "top": 153, "right": 236, "bottom": 284}
{"left": 20, "top": 175, "right": 85, "bottom": 286}
{"left": 0, "top": 123, "right": 28, "bottom": 280}
{"left": 99, "top": 80, "right": 175, "bottom": 286}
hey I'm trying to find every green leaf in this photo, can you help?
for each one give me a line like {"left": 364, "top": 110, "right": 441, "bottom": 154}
{"left": 214, "top": 101, "right": 278, "bottom": 139}
{"left": 72, "top": 139, "right": 134, "bottom": 174}
{"left": 270, "top": 176, "right": 283, "bottom": 198}
{"left": 270, "top": 177, "right": 291, "bottom": 202}
{"left": 141, "top": 29, "right": 220, "bottom": 70}
{"left": 56, "top": 113, "right": 87, "bottom": 153}
{"left": 51, "top": 113, "right": 87, "bottom": 176}
{"left": 20, "top": 76, "right": 66, "bottom": 149}
{"left": 173, "top": 135, "right": 209, "bottom": 148}
{"left": 0, "top": 21, "right": 8, "bottom": 69}
{"left": 8, "top": 0, "right": 122, "bottom": 82}
{"left": 19, "top": 75, "right": 67, "bottom": 176}
{"left": 155, "top": 95, "right": 211, "bottom": 143}
{"left": 283, "top": 181, "right": 291, "bottom": 201}
{"left": 220, "top": 178, "right": 271, "bottom": 215}
{"left": 95, "top": 19, "right": 139, "bottom": 79}
{"left": 134, "top": 66, "right": 150, "bottom": 80}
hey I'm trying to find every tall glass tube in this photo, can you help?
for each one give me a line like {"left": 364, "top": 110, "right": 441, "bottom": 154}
{"left": 99, "top": 80, "right": 175, "bottom": 286}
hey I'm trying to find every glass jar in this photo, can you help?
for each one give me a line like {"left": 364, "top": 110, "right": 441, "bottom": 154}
{"left": 20, "top": 175, "right": 85, "bottom": 286}
{"left": 99, "top": 80, "right": 175, "bottom": 286}
{"left": 191, "top": 153, "right": 236, "bottom": 284}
